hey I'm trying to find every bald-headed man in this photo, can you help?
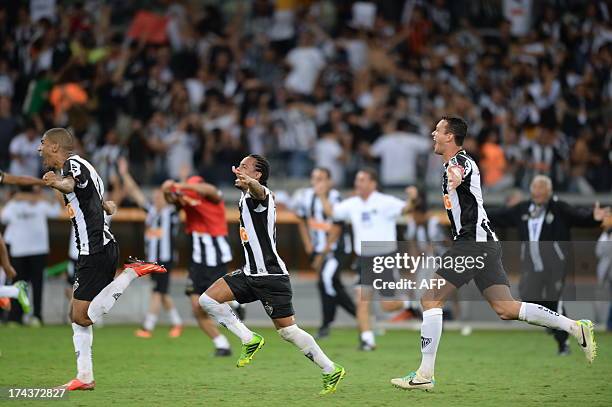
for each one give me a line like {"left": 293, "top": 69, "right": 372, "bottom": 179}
{"left": 36, "top": 128, "right": 167, "bottom": 390}
{"left": 488, "top": 175, "right": 610, "bottom": 355}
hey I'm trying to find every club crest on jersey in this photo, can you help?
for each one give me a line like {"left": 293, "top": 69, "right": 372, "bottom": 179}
{"left": 443, "top": 194, "right": 452, "bottom": 210}
{"left": 239, "top": 226, "right": 249, "bottom": 242}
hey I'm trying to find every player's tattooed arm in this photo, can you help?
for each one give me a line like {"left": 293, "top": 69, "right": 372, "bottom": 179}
{"left": 42, "top": 171, "right": 75, "bottom": 194}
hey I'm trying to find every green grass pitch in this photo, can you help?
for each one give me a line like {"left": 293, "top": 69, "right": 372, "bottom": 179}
{"left": 1, "top": 326, "right": 611, "bottom": 406}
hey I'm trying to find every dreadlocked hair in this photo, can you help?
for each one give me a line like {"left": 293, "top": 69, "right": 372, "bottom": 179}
{"left": 249, "top": 154, "right": 270, "bottom": 186}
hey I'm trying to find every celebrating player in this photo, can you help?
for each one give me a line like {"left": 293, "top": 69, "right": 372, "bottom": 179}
{"left": 118, "top": 158, "right": 183, "bottom": 338}
{"left": 391, "top": 117, "right": 607, "bottom": 390}
{"left": 198, "top": 154, "right": 346, "bottom": 395}
{"left": 162, "top": 174, "right": 233, "bottom": 356}
{"left": 37, "top": 128, "right": 167, "bottom": 390}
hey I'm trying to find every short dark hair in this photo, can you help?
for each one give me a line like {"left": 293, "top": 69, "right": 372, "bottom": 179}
{"left": 44, "top": 127, "right": 74, "bottom": 152}
{"left": 359, "top": 167, "right": 378, "bottom": 184}
{"left": 248, "top": 154, "right": 270, "bottom": 186}
{"left": 442, "top": 116, "right": 468, "bottom": 146}
{"left": 313, "top": 167, "right": 331, "bottom": 178}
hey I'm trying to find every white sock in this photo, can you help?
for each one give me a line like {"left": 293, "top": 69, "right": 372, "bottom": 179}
{"left": 360, "top": 330, "right": 375, "bottom": 346}
{"left": 519, "top": 302, "right": 579, "bottom": 336}
{"left": 168, "top": 307, "right": 182, "bottom": 326}
{"left": 87, "top": 269, "right": 138, "bottom": 324}
{"left": 72, "top": 323, "right": 94, "bottom": 383}
{"left": 198, "top": 293, "right": 253, "bottom": 344}
{"left": 143, "top": 313, "right": 157, "bottom": 331}
{"left": 213, "top": 334, "right": 231, "bottom": 350}
{"left": 278, "top": 325, "right": 335, "bottom": 374}
{"left": 229, "top": 300, "right": 240, "bottom": 310}
{"left": 0, "top": 285, "right": 19, "bottom": 298}
{"left": 418, "top": 308, "right": 443, "bottom": 379}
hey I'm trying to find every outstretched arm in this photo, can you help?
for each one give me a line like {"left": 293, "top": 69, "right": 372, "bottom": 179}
{"left": 561, "top": 201, "right": 611, "bottom": 227}
{"left": 117, "top": 157, "right": 148, "bottom": 208}
{"left": 175, "top": 182, "right": 222, "bottom": 204}
{"left": 0, "top": 171, "right": 45, "bottom": 187}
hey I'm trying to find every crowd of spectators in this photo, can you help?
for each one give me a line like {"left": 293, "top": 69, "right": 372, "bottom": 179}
{"left": 0, "top": 0, "right": 610, "bottom": 194}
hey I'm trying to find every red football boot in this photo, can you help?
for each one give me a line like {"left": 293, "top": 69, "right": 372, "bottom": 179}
{"left": 124, "top": 257, "right": 167, "bottom": 277}
{"left": 59, "top": 379, "right": 95, "bottom": 391}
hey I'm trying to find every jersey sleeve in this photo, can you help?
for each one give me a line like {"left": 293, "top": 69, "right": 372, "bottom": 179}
{"left": 246, "top": 186, "right": 272, "bottom": 210}
{"left": 249, "top": 185, "right": 270, "bottom": 203}
{"left": 448, "top": 154, "right": 473, "bottom": 180}
{"left": 62, "top": 158, "right": 89, "bottom": 189}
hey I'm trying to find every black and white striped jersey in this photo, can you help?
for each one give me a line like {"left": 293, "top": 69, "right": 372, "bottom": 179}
{"left": 190, "top": 232, "right": 232, "bottom": 267}
{"left": 294, "top": 188, "right": 352, "bottom": 255}
{"left": 442, "top": 150, "right": 498, "bottom": 242}
{"left": 61, "top": 155, "right": 115, "bottom": 256}
{"left": 144, "top": 204, "right": 179, "bottom": 264}
{"left": 68, "top": 213, "right": 112, "bottom": 261}
{"left": 238, "top": 186, "right": 289, "bottom": 276}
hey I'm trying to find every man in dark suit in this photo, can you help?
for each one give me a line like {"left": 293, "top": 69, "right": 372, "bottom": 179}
{"left": 489, "top": 175, "right": 610, "bottom": 355}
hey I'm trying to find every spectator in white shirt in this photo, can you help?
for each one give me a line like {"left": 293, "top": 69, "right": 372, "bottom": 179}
{"left": 1, "top": 186, "right": 61, "bottom": 325}
{"left": 370, "top": 119, "right": 431, "bottom": 188}
{"left": 9, "top": 121, "right": 41, "bottom": 177}
{"left": 285, "top": 31, "right": 326, "bottom": 95}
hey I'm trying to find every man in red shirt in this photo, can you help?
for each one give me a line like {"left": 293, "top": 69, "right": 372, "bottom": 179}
{"left": 163, "top": 176, "right": 233, "bottom": 356}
